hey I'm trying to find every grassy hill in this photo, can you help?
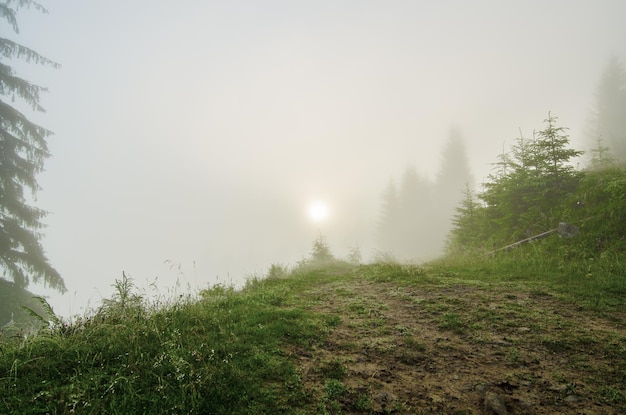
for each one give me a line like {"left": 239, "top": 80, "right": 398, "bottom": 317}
{"left": 1, "top": 253, "right": 625, "bottom": 414}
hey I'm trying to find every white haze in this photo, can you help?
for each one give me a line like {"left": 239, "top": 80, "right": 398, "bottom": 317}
{"left": 11, "top": 0, "right": 626, "bottom": 318}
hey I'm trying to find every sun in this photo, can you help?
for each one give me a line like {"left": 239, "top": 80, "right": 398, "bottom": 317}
{"left": 307, "top": 200, "right": 330, "bottom": 223}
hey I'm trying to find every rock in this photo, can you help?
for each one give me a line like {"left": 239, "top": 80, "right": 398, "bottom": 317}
{"left": 484, "top": 391, "right": 508, "bottom": 415}
{"left": 475, "top": 383, "right": 488, "bottom": 393}
{"left": 372, "top": 391, "right": 398, "bottom": 413}
{"left": 373, "top": 391, "right": 396, "bottom": 402}
{"left": 558, "top": 222, "right": 579, "bottom": 238}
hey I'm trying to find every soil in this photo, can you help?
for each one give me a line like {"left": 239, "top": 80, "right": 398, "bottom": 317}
{"left": 289, "top": 278, "right": 626, "bottom": 414}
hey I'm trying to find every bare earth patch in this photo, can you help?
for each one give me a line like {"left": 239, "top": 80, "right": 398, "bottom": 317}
{"left": 290, "top": 278, "right": 626, "bottom": 414}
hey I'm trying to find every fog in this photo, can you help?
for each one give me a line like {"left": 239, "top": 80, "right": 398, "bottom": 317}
{"left": 13, "top": 0, "right": 626, "bottom": 317}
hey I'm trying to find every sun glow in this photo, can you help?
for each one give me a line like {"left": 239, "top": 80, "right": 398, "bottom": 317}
{"left": 307, "top": 200, "right": 330, "bottom": 223}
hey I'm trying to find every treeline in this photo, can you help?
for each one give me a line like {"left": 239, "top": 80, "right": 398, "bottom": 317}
{"left": 447, "top": 54, "right": 626, "bottom": 257}
{"left": 376, "top": 56, "right": 626, "bottom": 262}
{"left": 376, "top": 129, "right": 473, "bottom": 261}
{"left": 447, "top": 113, "right": 626, "bottom": 257}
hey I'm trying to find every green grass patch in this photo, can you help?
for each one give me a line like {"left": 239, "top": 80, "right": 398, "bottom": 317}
{"left": 0, "top": 269, "right": 335, "bottom": 415}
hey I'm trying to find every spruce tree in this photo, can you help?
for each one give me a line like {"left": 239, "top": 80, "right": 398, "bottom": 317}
{"left": 377, "top": 180, "right": 402, "bottom": 254}
{"left": 588, "top": 55, "right": 626, "bottom": 163}
{"left": 0, "top": 0, "right": 65, "bottom": 292}
{"left": 533, "top": 112, "right": 582, "bottom": 177}
{"left": 447, "top": 182, "right": 482, "bottom": 253}
{"left": 589, "top": 136, "right": 615, "bottom": 170}
{"left": 398, "top": 166, "right": 434, "bottom": 257}
{"left": 529, "top": 113, "right": 583, "bottom": 230}
{"left": 434, "top": 129, "right": 473, "bottom": 250}
{"left": 480, "top": 114, "right": 582, "bottom": 243}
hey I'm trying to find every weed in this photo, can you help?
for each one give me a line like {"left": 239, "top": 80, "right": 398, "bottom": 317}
{"left": 507, "top": 348, "right": 520, "bottom": 365}
{"left": 323, "top": 379, "right": 347, "bottom": 400}
{"left": 438, "top": 312, "right": 465, "bottom": 334}
{"left": 346, "top": 244, "right": 362, "bottom": 265}
{"left": 319, "top": 359, "right": 347, "bottom": 380}
{"left": 98, "top": 272, "right": 144, "bottom": 318}
{"left": 600, "top": 386, "right": 626, "bottom": 403}
{"left": 267, "top": 263, "right": 289, "bottom": 279}
{"left": 353, "top": 393, "right": 372, "bottom": 411}
{"left": 311, "top": 234, "right": 334, "bottom": 263}
{"left": 325, "top": 315, "right": 342, "bottom": 328}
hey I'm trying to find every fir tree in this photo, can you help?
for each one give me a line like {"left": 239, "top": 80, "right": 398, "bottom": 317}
{"left": 589, "top": 136, "right": 615, "bottom": 170}
{"left": 398, "top": 165, "right": 433, "bottom": 257}
{"left": 0, "top": 0, "right": 65, "bottom": 291}
{"left": 533, "top": 112, "right": 582, "bottom": 177}
{"left": 588, "top": 55, "right": 626, "bottom": 162}
{"left": 447, "top": 182, "right": 481, "bottom": 253}
{"left": 434, "top": 129, "right": 473, "bottom": 250}
{"left": 479, "top": 114, "right": 582, "bottom": 242}
{"left": 376, "top": 180, "right": 402, "bottom": 253}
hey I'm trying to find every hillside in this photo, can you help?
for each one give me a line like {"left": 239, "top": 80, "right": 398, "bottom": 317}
{"left": 1, "top": 259, "right": 625, "bottom": 414}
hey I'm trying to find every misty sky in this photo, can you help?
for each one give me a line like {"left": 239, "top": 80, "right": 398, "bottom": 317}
{"left": 10, "top": 0, "right": 626, "bottom": 317}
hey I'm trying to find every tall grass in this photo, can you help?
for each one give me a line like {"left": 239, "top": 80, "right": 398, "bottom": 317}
{"left": 434, "top": 236, "right": 626, "bottom": 310}
{"left": 0, "top": 272, "right": 333, "bottom": 414}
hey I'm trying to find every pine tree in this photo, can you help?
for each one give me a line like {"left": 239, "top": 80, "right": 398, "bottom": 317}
{"left": 310, "top": 234, "right": 334, "bottom": 263}
{"left": 530, "top": 114, "right": 583, "bottom": 228}
{"left": 377, "top": 180, "right": 401, "bottom": 253}
{"left": 589, "top": 136, "right": 615, "bottom": 170}
{"left": 437, "top": 128, "right": 473, "bottom": 192}
{"left": 0, "top": 1, "right": 65, "bottom": 292}
{"left": 447, "top": 182, "right": 481, "bottom": 253}
{"left": 480, "top": 114, "right": 582, "bottom": 242}
{"left": 533, "top": 112, "right": 582, "bottom": 177}
{"left": 434, "top": 129, "right": 473, "bottom": 250}
{"left": 398, "top": 165, "right": 437, "bottom": 259}
{"left": 589, "top": 55, "right": 626, "bottom": 163}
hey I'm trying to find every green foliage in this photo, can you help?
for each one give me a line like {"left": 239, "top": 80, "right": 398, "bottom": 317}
{"left": 310, "top": 234, "right": 334, "bottom": 263}
{"left": 589, "top": 136, "right": 616, "bottom": 170}
{"left": 446, "top": 182, "right": 483, "bottom": 254}
{"left": 0, "top": 278, "right": 50, "bottom": 338}
{"left": 266, "top": 263, "right": 289, "bottom": 279}
{"left": 0, "top": 0, "right": 64, "bottom": 292}
{"left": 21, "top": 295, "right": 60, "bottom": 328}
{"left": 346, "top": 244, "right": 362, "bottom": 265}
{"left": 97, "top": 272, "right": 145, "bottom": 319}
{"left": 563, "top": 165, "right": 626, "bottom": 256}
{"left": 438, "top": 312, "right": 465, "bottom": 334}
{"left": 0, "top": 268, "right": 334, "bottom": 414}
{"left": 318, "top": 358, "right": 347, "bottom": 380}
{"left": 446, "top": 115, "right": 626, "bottom": 303}
{"left": 450, "top": 113, "right": 584, "bottom": 252}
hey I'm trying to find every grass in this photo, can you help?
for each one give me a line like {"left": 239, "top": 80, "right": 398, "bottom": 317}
{"left": 1, "top": 250, "right": 626, "bottom": 414}
{"left": 0, "top": 269, "right": 334, "bottom": 414}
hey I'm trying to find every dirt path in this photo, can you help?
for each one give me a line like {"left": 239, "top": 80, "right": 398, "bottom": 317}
{"left": 291, "top": 279, "right": 626, "bottom": 414}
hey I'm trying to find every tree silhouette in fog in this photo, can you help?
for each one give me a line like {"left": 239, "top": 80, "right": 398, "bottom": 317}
{"left": 433, "top": 129, "right": 473, "bottom": 248}
{"left": 376, "top": 129, "right": 472, "bottom": 260}
{"left": 587, "top": 55, "right": 626, "bottom": 163}
{"left": 0, "top": 1, "right": 65, "bottom": 292}
{"left": 377, "top": 180, "right": 402, "bottom": 255}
